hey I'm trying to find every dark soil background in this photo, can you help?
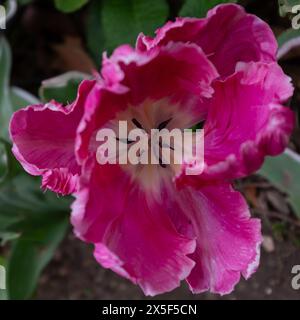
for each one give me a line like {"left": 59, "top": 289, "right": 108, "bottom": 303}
{"left": 4, "top": 0, "right": 300, "bottom": 299}
{"left": 36, "top": 226, "right": 300, "bottom": 300}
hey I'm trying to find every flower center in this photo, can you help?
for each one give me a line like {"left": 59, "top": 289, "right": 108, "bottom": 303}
{"left": 118, "top": 116, "right": 174, "bottom": 168}
{"left": 104, "top": 99, "right": 201, "bottom": 196}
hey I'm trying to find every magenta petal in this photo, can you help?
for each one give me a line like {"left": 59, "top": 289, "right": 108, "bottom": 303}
{"left": 75, "top": 83, "right": 129, "bottom": 163}
{"left": 41, "top": 168, "right": 79, "bottom": 195}
{"left": 179, "top": 183, "right": 262, "bottom": 295}
{"left": 202, "top": 62, "right": 294, "bottom": 180}
{"left": 71, "top": 162, "right": 196, "bottom": 296}
{"left": 137, "top": 4, "right": 277, "bottom": 77}
{"left": 103, "top": 41, "right": 218, "bottom": 105}
{"left": 10, "top": 80, "right": 95, "bottom": 195}
{"left": 76, "top": 42, "right": 218, "bottom": 162}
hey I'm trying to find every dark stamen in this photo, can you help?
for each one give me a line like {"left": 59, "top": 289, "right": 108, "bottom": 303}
{"left": 159, "top": 140, "right": 174, "bottom": 151}
{"left": 132, "top": 118, "right": 144, "bottom": 130}
{"left": 116, "top": 137, "right": 134, "bottom": 144}
{"left": 159, "top": 157, "right": 167, "bottom": 168}
{"left": 157, "top": 118, "right": 172, "bottom": 131}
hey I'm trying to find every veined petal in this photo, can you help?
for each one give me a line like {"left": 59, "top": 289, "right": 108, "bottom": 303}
{"left": 71, "top": 161, "right": 196, "bottom": 296}
{"left": 10, "top": 80, "right": 95, "bottom": 195}
{"left": 180, "top": 62, "right": 294, "bottom": 183}
{"left": 177, "top": 183, "right": 262, "bottom": 294}
{"left": 137, "top": 4, "right": 277, "bottom": 77}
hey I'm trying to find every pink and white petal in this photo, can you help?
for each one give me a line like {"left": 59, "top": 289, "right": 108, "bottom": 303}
{"left": 202, "top": 62, "right": 294, "bottom": 180}
{"left": 136, "top": 18, "right": 205, "bottom": 52}
{"left": 76, "top": 42, "right": 218, "bottom": 163}
{"left": 106, "top": 42, "right": 218, "bottom": 107}
{"left": 177, "top": 183, "right": 262, "bottom": 295}
{"left": 41, "top": 169, "right": 79, "bottom": 196}
{"left": 137, "top": 4, "right": 277, "bottom": 77}
{"left": 10, "top": 80, "right": 95, "bottom": 194}
{"left": 71, "top": 161, "right": 130, "bottom": 241}
{"left": 75, "top": 83, "right": 129, "bottom": 163}
{"left": 71, "top": 161, "right": 196, "bottom": 296}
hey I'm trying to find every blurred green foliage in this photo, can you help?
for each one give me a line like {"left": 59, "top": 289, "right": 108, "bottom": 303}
{"left": 0, "top": 37, "right": 71, "bottom": 300}
{"left": 54, "top": 0, "right": 89, "bottom": 13}
{"left": 86, "top": 0, "right": 169, "bottom": 61}
{"left": 0, "top": 38, "right": 13, "bottom": 140}
{"left": 259, "top": 150, "right": 300, "bottom": 218}
{"left": 39, "top": 71, "right": 91, "bottom": 104}
{"left": 179, "top": 0, "right": 237, "bottom": 17}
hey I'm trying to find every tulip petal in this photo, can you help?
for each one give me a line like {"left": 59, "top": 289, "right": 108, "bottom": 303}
{"left": 137, "top": 4, "right": 277, "bottom": 77}
{"left": 202, "top": 62, "right": 294, "bottom": 180}
{"left": 10, "top": 80, "right": 95, "bottom": 195}
{"left": 71, "top": 161, "right": 196, "bottom": 296}
{"left": 177, "top": 183, "right": 262, "bottom": 294}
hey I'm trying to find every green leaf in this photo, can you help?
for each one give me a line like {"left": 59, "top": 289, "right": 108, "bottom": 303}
{"left": 17, "top": 0, "right": 33, "bottom": 5}
{"left": 54, "top": 0, "right": 89, "bottom": 13}
{"left": 0, "top": 39, "right": 38, "bottom": 142}
{"left": 0, "top": 37, "right": 13, "bottom": 140}
{"left": 277, "top": 28, "right": 300, "bottom": 59}
{"left": 86, "top": 0, "right": 169, "bottom": 59}
{"left": 0, "top": 174, "right": 71, "bottom": 233}
{"left": 0, "top": 140, "right": 8, "bottom": 182}
{"left": 39, "top": 72, "right": 91, "bottom": 104}
{"left": 0, "top": 256, "right": 7, "bottom": 300}
{"left": 180, "top": 0, "right": 237, "bottom": 17}
{"left": 0, "top": 170, "right": 71, "bottom": 300}
{"left": 0, "top": 138, "right": 23, "bottom": 185}
{"left": 278, "top": 0, "right": 299, "bottom": 17}
{"left": 277, "top": 28, "right": 300, "bottom": 48}
{"left": 86, "top": 0, "right": 105, "bottom": 63}
{"left": 10, "top": 86, "right": 40, "bottom": 111}
{"left": 0, "top": 139, "right": 18, "bottom": 184}
{"left": 6, "top": 217, "right": 68, "bottom": 299}
{"left": 0, "top": 139, "right": 25, "bottom": 188}
{"left": 259, "top": 149, "right": 300, "bottom": 218}
{"left": 0, "top": 287, "right": 7, "bottom": 300}
{"left": 0, "top": 231, "right": 20, "bottom": 246}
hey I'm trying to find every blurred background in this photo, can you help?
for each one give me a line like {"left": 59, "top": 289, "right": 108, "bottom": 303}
{"left": 0, "top": 0, "right": 300, "bottom": 300}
